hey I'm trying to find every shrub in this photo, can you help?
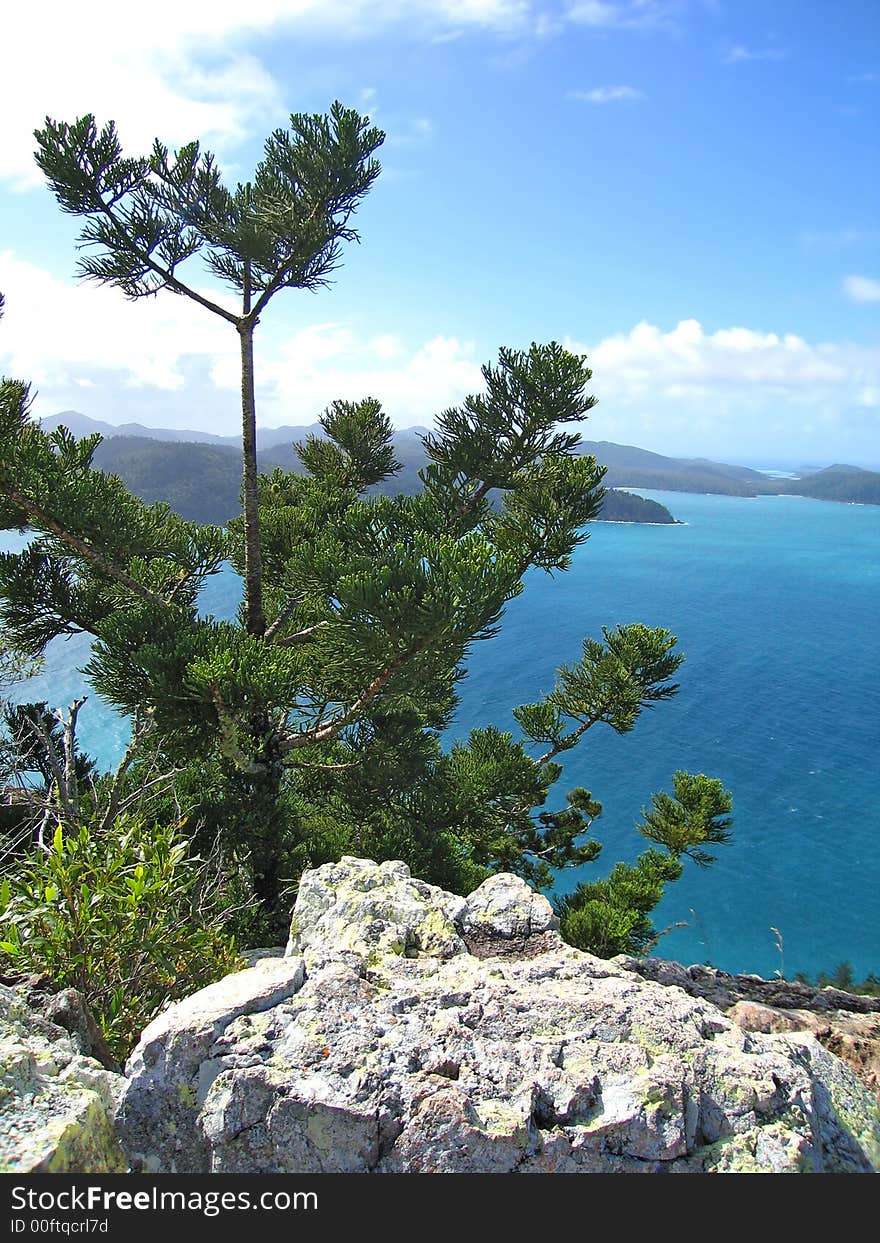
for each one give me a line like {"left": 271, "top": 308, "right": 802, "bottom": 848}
{"left": 0, "top": 815, "right": 243, "bottom": 1060}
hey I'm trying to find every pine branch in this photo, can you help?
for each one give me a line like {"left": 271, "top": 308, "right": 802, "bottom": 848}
{"left": 57, "top": 696, "right": 87, "bottom": 820}
{"left": 89, "top": 196, "right": 240, "bottom": 325}
{"left": 536, "top": 715, "right": 599, "bottom": 766}
{"left": 279, "top": 641, "right": 429, "bottom": 753}
{"left": 0, "top": 481, "right": 172, "bottom": 612}
{"left": 274, "top": 620, "right": 330, "bottom": 647}
{"left": 19, "top": 709, "right": 72, "bottom": 828}
{"left": 263, "top": 594, "right": 303, "bottom": 643}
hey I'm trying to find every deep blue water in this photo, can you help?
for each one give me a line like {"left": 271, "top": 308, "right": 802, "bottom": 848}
{"left": 4, "top": 491, "right": 879, "bottom": 980}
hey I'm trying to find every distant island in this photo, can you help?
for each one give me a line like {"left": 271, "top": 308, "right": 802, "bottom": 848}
{"left": 40, "top": 414, "right": 681, "bottom": 526}
{"left": 39, "top": 411, "right": 880, "bottom": 526}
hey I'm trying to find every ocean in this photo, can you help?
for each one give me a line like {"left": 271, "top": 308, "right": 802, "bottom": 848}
{"left": 3, "top": 489, "right": 878, "bottom": 980}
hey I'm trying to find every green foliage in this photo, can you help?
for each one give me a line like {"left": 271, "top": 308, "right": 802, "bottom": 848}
{"left": 0, "top": 114, "right": 735, "bottom": 955}
{"left": 33, "top": 105, "right": 383, "bottom": 305}
{"left": 557, "top": 849, "right": 684, "bottom": 958}
{"left": 0, "top": 815, "right": 243, "bottom": 1059}
{"left": 0, "top": 623, "right": 43, "bottom": 688}
{"left": 558, "top": 772, "right": 733, "bottom": 956}
{"left": 639, "top": 771, "right": 733, "bottom": 866}
{"left": 793, "top": 962, "right": 880, "bottom": 997}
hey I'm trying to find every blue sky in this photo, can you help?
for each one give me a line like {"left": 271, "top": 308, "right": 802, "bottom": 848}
{"left": 1, "top": 0, "right": 878, "bottom": 464}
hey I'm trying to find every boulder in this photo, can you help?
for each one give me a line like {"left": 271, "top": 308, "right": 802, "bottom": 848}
{"left": 119, "top": 858, "right": 880, "bottom": 1174}
{"left": 0, "top": 983, "right": 126, "bottom": 1173}
{"left": 619, "top": 958, "right": 880, "bottom": 1105}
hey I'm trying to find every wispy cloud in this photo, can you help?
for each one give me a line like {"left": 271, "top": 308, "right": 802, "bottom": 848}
{"left": 568, "top": 84, "right": 645, "bottom": 103}
{"left": 848, "top": 71, "right": 878, "bottom": 84}
{"left": 1, "top": 2, "right": 685, "bottom": 189}
{"left": 799, "top": 228, "right": 880, "bottom": 252}
{"left": 566, "top": 1, "right": 682, "bottom": 31}
{"left": 352, "top": 87, "right": 433, "bottom": 148}
{"left": 843, "top": 275, "right": 880, "bottom": 303}
{"left": 725, "top": 44, "right": 787, "bottom": 64}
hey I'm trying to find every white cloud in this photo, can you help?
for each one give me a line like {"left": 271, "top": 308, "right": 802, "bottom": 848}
{"left": 2, "top": 2, "right": 693, "bottom": 188}
{"left": 568, "top": 85, "right": 645, "bottom": 103}
{"left": 0, "top": 3, "right": 540, "bottom": 189}
{"left": 211, "top": 324, "right": 484, "bottom": 424}
{"left": 6, "top": 251, "right": 877, "bottom": 459}
{"left": 0, "top": 251, "right": 481, "bottom": 430}
{"left": 565, "top": 318, "right": 880, "bottom": 458}
{"left": 843, "top": 275, "right": 880, "bottom": 303}
{"left": 577, "top": 318, "right": 873, "bottom": 397}
{"left": 0, "top": 250, "right": 235, "bottom": 391}
{"left": 566, "top": 1, "right": 680, "bottom": 30}
{"left": 1, "top": 12, "right": 285, "bottom": 189}
{"left": 725, "top": 44, "right": 787, "bottom": 64}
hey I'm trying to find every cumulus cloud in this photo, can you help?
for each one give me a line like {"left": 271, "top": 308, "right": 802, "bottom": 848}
{"left": 0, "top": 250, "right": 235, "bottom": 391}
{"left": 574, "top": 318, "right": 876, "bottom": 400}
{"left": 568, "top": 85, "right": 645, "bottom": 103}
{"left": 843, "top": 274, "right": 880, "bottom": 303}
{"left": 1, "top": 9, "right": 286, "bottom": 188}
{"left": 214, "top": 326, "right": 484, "bottom": 424}
{"left": 0, "top": 250, "right": 481, "bottom": 430}
{"left": 5, "top": 250, "right": 877, "bottom": 458}
{"left": 566, "top": 318, "right": 880, "bottom": 459}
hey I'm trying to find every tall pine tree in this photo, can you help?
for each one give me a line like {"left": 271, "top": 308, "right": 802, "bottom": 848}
{"left": 0, "top": 115, "right": 731, "bottom": 941}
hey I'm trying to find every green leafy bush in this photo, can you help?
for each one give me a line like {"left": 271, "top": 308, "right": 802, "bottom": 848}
{"left": 0, "top": 815, "right": 243, "bottom": 1059}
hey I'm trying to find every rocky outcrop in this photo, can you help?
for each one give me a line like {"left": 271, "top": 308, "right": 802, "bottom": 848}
{"left": 118, "top": 858, "right": 880, "bottom": 1174}
{"left": 618, "top": 957, "right": 880, "bottom": 1105}
{"left": 0, "top": 983, "right": 127, "bottom": 1173}
{"left": 2, "top": 972, "right": 120, "bottom": 1071}
{"left": 616, "top": 957, "right": 880, "bottom": 1015}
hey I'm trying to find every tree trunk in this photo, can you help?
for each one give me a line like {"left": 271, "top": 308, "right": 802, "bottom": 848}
{"left": 239, "top": 315, "right": 266, "bottom": 638}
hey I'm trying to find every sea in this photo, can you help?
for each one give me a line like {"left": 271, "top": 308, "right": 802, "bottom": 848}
{"left": 3, "top": 488, "right": 879, "bottom": 981}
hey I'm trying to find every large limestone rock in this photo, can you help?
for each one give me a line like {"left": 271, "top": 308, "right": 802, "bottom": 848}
{"left": 0, "top": 983, "right": 127, "bottom": 1173}
{"left": 118, "top": 858, "right": 880, "bottom": 1174}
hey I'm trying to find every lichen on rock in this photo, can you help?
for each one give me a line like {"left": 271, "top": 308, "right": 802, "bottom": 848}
{"left": 116, "top": 858, "right": 880, "bottom": 1174}
{"left": 0, "top": 984, "right": 127, "bottom": 1173}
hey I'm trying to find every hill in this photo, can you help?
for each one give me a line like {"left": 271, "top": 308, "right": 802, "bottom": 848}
{"left": 74, "top": 422, "right": 683, "bottom": 527}
{"left": 92, "top": 437, "right": 242, "bottom": 525}
{"left": 780, "top": 464, "right": 880, "bottom": 505}
{"left": 45, "top": 412, "right": 880, "bottom": 509}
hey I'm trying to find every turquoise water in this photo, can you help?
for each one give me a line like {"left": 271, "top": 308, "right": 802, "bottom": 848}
{"left": 3, "top": 491, "right": 879, "bottom": 979}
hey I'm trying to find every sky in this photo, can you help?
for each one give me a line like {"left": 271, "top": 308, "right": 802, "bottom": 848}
{"left": 1, "top": 0, "right": 878, "bottom": 466}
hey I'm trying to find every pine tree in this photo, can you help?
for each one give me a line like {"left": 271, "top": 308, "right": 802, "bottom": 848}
{"left": 0, "top": 118, "right": 732, "bottom": 942}
{"left": 32, "top": 105, "right": 384, "bottom": 639}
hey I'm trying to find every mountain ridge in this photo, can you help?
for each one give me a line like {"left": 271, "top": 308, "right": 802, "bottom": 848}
{"left": 41, "top": 411, "right": 880, "bottom": 516}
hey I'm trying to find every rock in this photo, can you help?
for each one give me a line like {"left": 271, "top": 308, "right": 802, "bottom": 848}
{"left": 618, "top": 958, "right": 880, "bottom": 1106}
{"left": 0, "top": 983, "right": 127, "bottom": 1173}
{"left": 119, "top": 955, "right": 305, "bottom": 1172}
{"left": 120, "top": 858, "right": 880, "bottom": 1174}
{"left": 727, "top": 1002, "right": 880, "bottom": 1105}
{"left": 617, "top": 956, "right": 880, "bottom": 1015}
{"left": 286, "top": 855, "right": 469, "bottom": 964}
{"left": 459, "top": 872, "right": 561, "bottom": 958}
{"left": 1, "top": 972, "right": 119, "bottom": 1071}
